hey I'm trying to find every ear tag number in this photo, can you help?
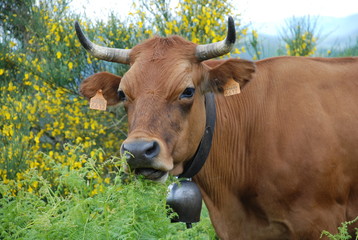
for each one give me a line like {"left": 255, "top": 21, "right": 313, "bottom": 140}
{"left": 224, "top": 78, "right": 241, "bottom": 97}
{"left": 90, "top": 90, "right": 107, "bottom": 111}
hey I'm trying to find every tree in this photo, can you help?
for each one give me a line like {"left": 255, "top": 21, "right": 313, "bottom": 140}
{"left": 132, "top": 0, "right": 246, "bottom": 56}
{"left": 0, "top": 0, "right": 33, "bottom": 44}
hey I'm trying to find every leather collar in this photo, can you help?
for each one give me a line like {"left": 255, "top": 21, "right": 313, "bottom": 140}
{"left": 178, "top": 93, "right": 216, "bottom": 178}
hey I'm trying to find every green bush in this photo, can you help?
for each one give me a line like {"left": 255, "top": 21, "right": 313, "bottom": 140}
{"left": 0, "top": 146, "right": 216, "bottom": 239}
{"left": 279, "top": 15, "right": 320, "bottom": 56}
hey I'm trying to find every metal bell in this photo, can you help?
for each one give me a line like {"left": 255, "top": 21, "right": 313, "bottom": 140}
{"left": 166, "top": 180, "right": 202, "bottom": 227}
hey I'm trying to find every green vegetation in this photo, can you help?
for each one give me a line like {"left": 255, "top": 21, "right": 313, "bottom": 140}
{"left": 321, "top": 217, "right": 358, "bottom": 240}
{"left": 327, "top": 38, "right": 358, "bottom": 57}
{"left": 279, "top": 15, "right": 320, "bottom": 56}
{"left": 0, "top": 147, "right": 216, "bottom": 239}
{"left": 245, "top": 29, "right": 262, "bottom": 60}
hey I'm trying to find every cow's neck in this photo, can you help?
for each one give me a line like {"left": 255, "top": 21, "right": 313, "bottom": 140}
{"left": 179, "top": 92, "right": 216, "bottom": 179}
{"left": 193, "top": 93, "right": 259, "bottom": 236}
{"left": 195, "top": 93, "right": 256, "bottom": 196}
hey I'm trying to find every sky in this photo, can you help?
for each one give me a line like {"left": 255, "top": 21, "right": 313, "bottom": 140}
{"left": 237, "top": 0, "right": 358, "bottom": 22}
{"left": 70, "top": 0, "right": 358, "bottom": 34}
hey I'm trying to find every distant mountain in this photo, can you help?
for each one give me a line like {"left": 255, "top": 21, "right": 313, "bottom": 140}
{"left": 241, "top": 14, "right": 358, "bottom": 59}
{"left": 318, "top": 14, "right": 358, "bottom": 48}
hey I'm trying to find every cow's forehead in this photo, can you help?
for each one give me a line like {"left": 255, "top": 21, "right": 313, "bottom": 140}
{"left": 129, "top": 35, "right": 197, "bottom": 63}
{"left": 119, "top": 59, "right": 197, "bottom": 100}
{"left": 118, "top": 36, "right": 203, "bottom": 99}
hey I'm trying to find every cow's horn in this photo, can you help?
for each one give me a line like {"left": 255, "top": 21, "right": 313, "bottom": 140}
{"left": 74, "top": 21, "right": 131, "bottom": 64}
{"left": 195, "top": 16, "right": 236, "bottom": 61}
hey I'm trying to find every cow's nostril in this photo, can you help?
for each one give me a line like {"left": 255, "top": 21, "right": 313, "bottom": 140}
{"left": 121, "top": 140, "right": 160, "bottom": 163}
{"left": 145, "top": 141, "right": 160, "bottom": 159}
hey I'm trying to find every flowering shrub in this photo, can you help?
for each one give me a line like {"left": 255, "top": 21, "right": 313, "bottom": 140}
{"left": 0, "top": 0, "right": 130, "bottom": 196}
{"left": 1, "top": 0, "right": 241, "bottom": 237}
{"left": 280, "top": 16, "right": 319, "bottom": 56}
{"left": 1, "top": 0, "right": 244, "bottom": 196}
{"left": 0, "top": 79, "right": 126, "bottom": 197}
{"left": 133, "top": 0, "right": 247, "bottom": 55}
{"left": 246, "top": 29, "right": 262, "bottom": 60}
{"left": 0, "top": 148, "right": 216, "bottom": 239}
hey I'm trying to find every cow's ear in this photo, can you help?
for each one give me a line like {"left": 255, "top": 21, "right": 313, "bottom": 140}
{"left": 80, "top": 72, "right": 121, "bottom": 106}
{"left": 202, "top": 59, "right": 255, "bottom": 93}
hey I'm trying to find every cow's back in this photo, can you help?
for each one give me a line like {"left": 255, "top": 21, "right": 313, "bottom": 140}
{"left": 198, "top": 56, "right": 358, "bottom": 239}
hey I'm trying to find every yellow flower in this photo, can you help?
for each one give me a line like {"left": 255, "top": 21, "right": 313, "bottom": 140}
{"left": 233, "top": 48, "right": 241, "bottom": 54}
{"left": 24, "top": 73, "right": 29, "bottom": 80}
{"left": 145, "top": 29, "right": 153, "bottom": 36}
{"left": 204, "top": 25, "right": 209, "bottom": 34}
{"left": 68, "top": 61, "right": 73, "bottom": 70}
{"left": 16, "top": 173, "right": 24, "bottom": 180}
{"left": 0, "top": 69, "right": 4, "bottom": 75}
{"left": 252, "top": 30, "right": 258, "bottom": 39}
{"left": 7, "top": 82, "right": 16, "bottom": 91}
{"left": 73, "top": 161, "right": 82, "bottom": 168}
{"left": 4, "top": 111, "right": 11, "bottom": 120}
{"left": 32, "top": 181, "right": 39, "bottom": 188}
{"left": 90, "top": 188, "right": 98, "bottom": 196}
{"left": 36, "top": 64, "right": 43, "bottom": 73}
{"left": 56, "top": 51, "right": 62, "bottom": 59}
{"left": 9, "top": 41, "right": 17, "bottom": 47}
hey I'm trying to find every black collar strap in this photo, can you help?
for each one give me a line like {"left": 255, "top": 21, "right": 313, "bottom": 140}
{"left": 179, "top": 93, "right": 216, "bottom": 179}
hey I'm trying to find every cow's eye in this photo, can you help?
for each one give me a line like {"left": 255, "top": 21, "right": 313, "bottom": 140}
{"left": 118, "top": 90, "right": 127, "bottom": 101}
{"left": 179, "top": 87, "right": 195, "bottom": 100}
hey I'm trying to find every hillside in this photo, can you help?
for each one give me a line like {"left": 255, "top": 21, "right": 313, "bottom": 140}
{"left": 242, "top": 13, "right": 358, "bottom": 59}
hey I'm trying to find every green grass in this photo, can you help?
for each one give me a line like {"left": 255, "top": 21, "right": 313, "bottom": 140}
{"left": 0, "top": 146, "right": 216, "bottom": 240}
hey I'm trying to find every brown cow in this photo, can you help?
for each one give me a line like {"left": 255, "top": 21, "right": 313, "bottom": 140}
{"left": 75, "top": 17, "right": 358, "bottom": 239}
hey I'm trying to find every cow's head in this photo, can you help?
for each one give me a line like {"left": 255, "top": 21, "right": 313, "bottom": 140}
{"left": 76, "top": 17, "right": 255, "bottom": 182}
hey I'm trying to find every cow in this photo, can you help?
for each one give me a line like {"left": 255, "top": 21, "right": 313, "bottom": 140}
{"left": 74, "top": 17, "right": 358, "bottom": 239}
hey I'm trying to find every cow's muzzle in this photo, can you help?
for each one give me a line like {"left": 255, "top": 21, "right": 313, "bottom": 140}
{"left": 121, "top": 140, "right": 168, "bottom": 181}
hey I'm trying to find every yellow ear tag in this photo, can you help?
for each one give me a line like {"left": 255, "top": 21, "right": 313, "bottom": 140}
{"left": 223, "top": 78, "right": 241, "bottom": 97}
{"left": 89, "top": 90, "right": 107, "bottom": 111}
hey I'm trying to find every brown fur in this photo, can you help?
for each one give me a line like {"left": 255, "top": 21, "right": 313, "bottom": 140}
{"left": 129, "top": 35, "right": 197, "bottom": 64}
{"left": 79, "top": 35, "right": 358, "bottom": 239}
{"left": 196, "top": 56, "right": 358, "bottom": 239}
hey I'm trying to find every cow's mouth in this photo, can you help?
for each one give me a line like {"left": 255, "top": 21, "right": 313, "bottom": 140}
{"left": 134, "top": 168, "right": 168, "bottom": 182}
